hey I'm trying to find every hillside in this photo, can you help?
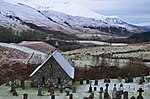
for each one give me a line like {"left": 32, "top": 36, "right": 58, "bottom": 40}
{"left": 129, "top": 31, "right": 150, "bottom": 42}
{"left": 0, "top": 0, "right": 142, "bottom": 40}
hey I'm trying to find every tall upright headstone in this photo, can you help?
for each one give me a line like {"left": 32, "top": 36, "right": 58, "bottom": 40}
{"left": 23, "top": 93, "right": 28, "bottom": 99}
{"left": 112, "top": 84, "right": 117, "bottom": 99}
{"left": 104, "top": 83, "right": 110, "bottom": 99}
{"left": 72, "top": 86, "right": 76, "bottom": 93}
{"left": 94, "top": 80, "right": 98, "bottom": 85}
{"left": 15, "top": 78, "right": 20, "bottom": 88}
{"left": 86, "top": 79, "right": 90, "bottom": 84}
{"left": 10, "top": 80, "right": 15, "bottom": 92}
{"left": 137, "top": 88, "right": 144, "bottom": 99}
{"left": 37, "top": 84, "right": 42, "bottom": 96}
{"left": 69, "top": 94, "right": 73, "bottom": 99}
{"left": 21, "top": 80, "right": 25, "bottom": 89}
{"left": 123, "top": 91, "right": 128, "bottom": 99}
{"left": 51, "top": 94, "right": 55, "bottom": 99}
{"left": 120, "top": 83, "right": 123, "bottom": 94}
{"left": 99, "top": 87, "right": 103, "bottom": 99}
{"left": 5, "top": 77, "right": 10, "bottom": 86}
{"left": 80, "top": 79, "right": 83, "bottom": 85}
{"left": 89, "top": 81, "right": 92, "bottom": 92}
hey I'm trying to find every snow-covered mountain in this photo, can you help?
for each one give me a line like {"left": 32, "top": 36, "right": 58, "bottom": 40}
{"left": 135, "top": 22, "right": 150, "bottom": 31}
{"left": 0, "top": 0, "right": 142, "bottom": 40}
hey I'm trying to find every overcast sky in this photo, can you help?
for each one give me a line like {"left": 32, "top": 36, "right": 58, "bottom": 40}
{"left": 74, "top": 0, "right": 150, "bottom": 24}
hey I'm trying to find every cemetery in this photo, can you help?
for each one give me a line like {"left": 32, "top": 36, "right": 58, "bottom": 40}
{"left": 1, "top": 77, "right": 150, "bottom": 99}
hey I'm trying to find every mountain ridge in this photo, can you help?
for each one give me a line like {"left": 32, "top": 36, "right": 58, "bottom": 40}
{"left": 0, "top": 0, "right": 142, "bottom": 40}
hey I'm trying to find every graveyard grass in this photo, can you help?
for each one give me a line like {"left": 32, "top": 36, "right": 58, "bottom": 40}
{"left": 1, "top": 79, "right": 150, "bottom": 99}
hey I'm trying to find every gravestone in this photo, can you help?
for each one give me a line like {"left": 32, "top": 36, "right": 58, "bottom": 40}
{"left": 15, "top": 78, "right": 20, "bottom": 88}
{"left": 86, "top": 79, "right": 90, "bottom": 84}
{"left": 37, "top": 84, "right": 42, "bottom": 96}
{"left": 123, "top": 91, "right": 128, "bottom": 99}
{"left": 112, "top": 84, "right": 117, "bottom": 99}
{"left": 120, "top": 83, "right": 123, "bottom": 94}
{"left": 21, "top": 80, "right": 25, "bottom": 89}
{"left": 118, "top": 77, "right": 122, "bottom": 83}
{"left": 30, "top": 80, "right": 34, "bottom": 87}
{"left": 94, "top": 87, "right": 97, "bottom": 91}
{"left": 99, "top": 87, "right": 103, "bottom": 99}
{"left": 60, "top": 87, "right": 63, "bottom": 93}
{"left": 12, "top": 85, "right": 18, "bottom": 96}
{"left": 51, "top": 94, "right": 55, "bottom": 99}
{"left": 89, "top": 92, "right": 94, "bottom": 99}
{"left": 10, "top": 80, "right": 15, "bottom": 92}
{"left": 116, "top": 91, "right": 122, "bottom": 99}
{"left": 137, "top": 88, "right": 144, "bottom": 99}
{"left": 80, "top": 79, "right": 83, "bottom": 85}
{"left": 107, "top": 78, "right": 110, "bottom": 83}
{"left": 141, "top": 74, "right": 145, "bottom": 83}
{"left": 50, "top": 86, "right": 55, "bottom": 95}
{"left": 69, "top": 94, "right": 73, "bottom": 99}
{"left": 5, "top": 77, "right": 10, "bottom": 86}
{"left": 130, "top": 96, "right": 136, "bottom": 99}
{"left": 139, "top": 79, "right": 143, "bottom": 85}
{"left": 72, "top": 86, "right": 76, "bottom": 93}
{"left": 128, "top": 73, "right": 133, "bottom": 83}
{"left": 104, "top": 83, "right": 110, "bottom": 99}
{"left": 89, "top": 81, "right": 92, "bottom": 92}
{"left": 48, "top": 83, "right": 53, "bottom": 92}
{"left": 65, "top": 87, "right": 70, "bottom": 96}
{"left": 83, "top": 97, "right": 88, "bottom": 99}
{"left": 104, "top": 78, "right": 107, "bottom": 83}
{"left": 125, "top": 77, "right": 128, "bottom": 83}
{"left": 139, "top": 74, "right": 145, "bottom": 84}
{"left": 94, "top": 80, "right": 98, "bottom": 85}
{"left": 23, "top": 93, "right": 28, "bottom": 99}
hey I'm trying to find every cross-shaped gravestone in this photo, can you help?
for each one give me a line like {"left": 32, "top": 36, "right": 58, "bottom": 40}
{"left": 99, "top": 87, "right": 103, "bottom": 99}
{"left": 137, "top": 88, "right": 144, "bottom": 99}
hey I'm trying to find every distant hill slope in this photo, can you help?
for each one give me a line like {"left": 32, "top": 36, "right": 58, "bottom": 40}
{"left": 129, "top": 31, "right": 150, "bottom": 42}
